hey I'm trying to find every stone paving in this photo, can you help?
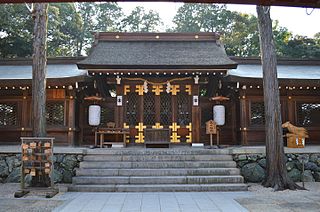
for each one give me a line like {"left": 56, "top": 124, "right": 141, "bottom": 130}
{"left": 53, "top": 192, "right": 250, "bottom": 212}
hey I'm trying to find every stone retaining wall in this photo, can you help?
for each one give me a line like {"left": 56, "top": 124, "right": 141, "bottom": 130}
{"left": 233, "top": 153, "right": 320, "bottom": 183}
{"left": 0, "top": 153, "right": 83, "bottom": 184}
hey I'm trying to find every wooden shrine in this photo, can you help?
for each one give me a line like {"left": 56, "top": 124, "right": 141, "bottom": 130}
{"left": 0, "top": 33, "right": 320, "bottom": 147}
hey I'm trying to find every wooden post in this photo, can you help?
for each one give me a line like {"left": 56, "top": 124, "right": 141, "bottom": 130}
{"left": 32, "top": 3, "right": 48, "bottom": 137}
{"left": 239, "top": 90, "right": 248, "bottom": 145}
{"left": 257, "top": 5, "right": 301, "bottom": 190}
{"left": 68, "top": 91, "right": 76, "bottom": 146}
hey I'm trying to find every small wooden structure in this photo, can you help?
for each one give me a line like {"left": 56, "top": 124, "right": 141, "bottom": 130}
{"left": 15, "top": 137, "right": 57, "bottom": 198}
{"left": 206, "top": 120, "right": 217, "bottom": 147}
{"left": 95, "top": 128, "right": 129, "bottom": 148}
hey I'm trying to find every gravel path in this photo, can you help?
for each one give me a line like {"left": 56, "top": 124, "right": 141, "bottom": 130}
{"left": 0, "top": 183, "right": 63, "bottom": 212}
{"left": 236, "top": 182, "right": 320, "bottom": 212}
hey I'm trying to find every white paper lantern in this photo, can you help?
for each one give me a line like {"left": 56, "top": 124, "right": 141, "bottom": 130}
{"left": 213, "top": 105, "right": 225, "bottom": 126}
{"left": 88, "top": 105, "right": 101, "bottom": 126}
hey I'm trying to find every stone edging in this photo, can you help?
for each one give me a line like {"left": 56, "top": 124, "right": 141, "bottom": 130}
{"left": 233, "top": 153, "right": 320, "bottom": 183}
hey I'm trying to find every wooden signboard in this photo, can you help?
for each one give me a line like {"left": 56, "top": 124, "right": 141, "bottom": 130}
{"left": 206, "top": 120, "right": 217, "bottom": 134}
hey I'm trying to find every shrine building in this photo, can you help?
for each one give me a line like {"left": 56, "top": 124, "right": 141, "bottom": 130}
{"left": 0, "top": 32, "right": 319, "bottom": 147}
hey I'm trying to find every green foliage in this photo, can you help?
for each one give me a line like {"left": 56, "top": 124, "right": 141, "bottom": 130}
{"left": 0, "top": 2, "right": 319, "bottom": 59}
{"left": 120, "top": 6, "right": 162, "bottom": 32}
{"left": 283, "top": 35, "right": 320, "bottom": 58}
{"left": 47, "top": 3, "right": 82, "bottom": 56}
{"left": 172, "top": 3, "right": 319, "bottom": 58}
{"left": 0, "top": 4, "right": 33, "bottom": 58}
{"left": 173, "top": 4, "right": 233, "bottom": 33}
{"left": 96, "top": 2, "right": 123, "bottom": 32}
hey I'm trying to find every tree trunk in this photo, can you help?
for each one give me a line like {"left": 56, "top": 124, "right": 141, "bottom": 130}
{"left": 256, "top": 6, "right": 302, "bottom": 190}
{"left": 32, "top": 3, "right": 48, "bottom": 137}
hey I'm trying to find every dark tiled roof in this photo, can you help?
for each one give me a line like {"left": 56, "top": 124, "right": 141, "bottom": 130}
{"left": 77, "top": 41, "right": 237, "bottom": 70}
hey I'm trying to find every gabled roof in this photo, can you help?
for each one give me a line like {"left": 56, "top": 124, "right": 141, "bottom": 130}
{"left": 77, "top": 32, "right": 237, "bottom": 71}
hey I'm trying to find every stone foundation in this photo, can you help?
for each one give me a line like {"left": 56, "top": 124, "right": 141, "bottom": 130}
{"left": 0, "top": 153, "right": 83, "bottom": 184}
{"left": 233, "top": 153, "right": 320, "bottom": 183}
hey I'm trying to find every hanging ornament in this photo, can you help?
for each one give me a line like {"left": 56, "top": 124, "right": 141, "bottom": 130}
{"left": 166, "top": 81, "right": 171, "bottom": 93}
{"left": 143, "top": 81, "right": 148, "bottom": 93}
{"left": 116, "top": 75, "right": 121, "bottom": 85}
{"left": 194, "top": 75, "right": 199, "bottom": 84}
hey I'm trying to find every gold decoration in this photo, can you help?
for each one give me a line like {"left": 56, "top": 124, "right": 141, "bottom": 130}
{"left": 186, "top": 133, "right": 192, "bottom": 143}
{"left": 124, "top": 85, "right": 130, "bottom": 95}
{"left": 170, "top": 85, "right": 180, "bottom": 95}
{"left": 123, "top": 123, "right": 130, "bottom": 143}
{"left": 152, "top": 85, "right": 163, "bottom": 95}
{"left": 169, "top": 122, "right": 180, "bottom": 132}
{"left": 135, "top": 132, "right": 144, "bottom": 143}
{"left": 123, "top": 123, "right": 129, "bottom": 128}
{"left": 170, "top": 132, "right": 181, "bottom": 143}
{"left": 185, "top": 85, "right": 192, "bottom": 95}
{"left": 152, "top": 123, "right": 163, "bottom": 129}
{"left": 136, "top": 85, "right": 144, "bottom": 96}
{"left": 186, "top": 123, "right": 192, "bottom": 131}
{"left": 135, "top": 122, "right": 146, "bottom": 132}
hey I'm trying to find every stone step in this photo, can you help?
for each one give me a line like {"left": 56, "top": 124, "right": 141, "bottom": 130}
{"left": 69, "top": 183, "right": 248, "bottom": 192}
{"left": 72, "top": 175, "right": 244, "bottom": 185}
{"left": 76, "top": 167, "right": 241, "bottom": 176}
{"left": 80, "top": 161, "right": 237, "bottom": 169}
{"left": 83, "top": 154, "right": 233, "bottom": 162}
{"left": 85, "top": 148, "right": 231, "bottom": 155}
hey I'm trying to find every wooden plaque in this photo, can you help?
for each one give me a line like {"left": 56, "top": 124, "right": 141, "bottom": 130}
{"left": 206, "top": 120, "right": 217, "bottom": 134}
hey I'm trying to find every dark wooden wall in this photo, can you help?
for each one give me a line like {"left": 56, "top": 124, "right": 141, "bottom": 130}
{"left": 0, "top": 89, "right": 77, "bottom": 145}
{"left": 239, "top": 88, "right": 320, "bottom": 145}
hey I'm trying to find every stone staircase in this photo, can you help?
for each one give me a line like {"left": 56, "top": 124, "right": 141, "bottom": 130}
{"left": 69, "top": 148, "right": 247, "bottom": 192}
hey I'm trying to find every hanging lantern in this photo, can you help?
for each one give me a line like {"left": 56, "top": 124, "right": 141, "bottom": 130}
{"left": 213, "top": 105, "right": 225, "bottom": 126}
{"left": 88, "top": 105, "right": 101, "bottom": 126}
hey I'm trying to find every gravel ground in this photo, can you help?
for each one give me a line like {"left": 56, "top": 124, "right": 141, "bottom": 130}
{"left": 0, "top": 183, "right": 63, "bottom": 212}
{"left": 236, "top": 182, "right": 320, "bottom": 212}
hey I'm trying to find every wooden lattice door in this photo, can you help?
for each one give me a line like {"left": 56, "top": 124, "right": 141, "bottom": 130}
{"left": 123, "top": 83, "right": 192, "bottom": 144}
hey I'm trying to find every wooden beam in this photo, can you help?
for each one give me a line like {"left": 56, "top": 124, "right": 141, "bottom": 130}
{"left": 1, "top": 0, "right": 319, "bottom": 8}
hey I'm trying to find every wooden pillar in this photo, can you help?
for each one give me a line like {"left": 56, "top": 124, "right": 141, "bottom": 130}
{"left": 67, "top": 90, "right": 76, "bottom": 146}
{"left": 239, "top": 90, "right": 248, "bottom": 145}
{"left": 286, "top": 90, "right": 295, "bottom": 123}
{"left": 192, "top": 82, "right": 200, "bottom": 143}
{"left": 78, "top": 99, "right": 85, "bottom": 146}
{"left": 230, "top": 99, "right": 238, "bottom": 145}
{"left": 21, "top": 90, "right": 29, "bottom": 137}
{"left": 115, "top": 81, "right": 123, "bottom": 128}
